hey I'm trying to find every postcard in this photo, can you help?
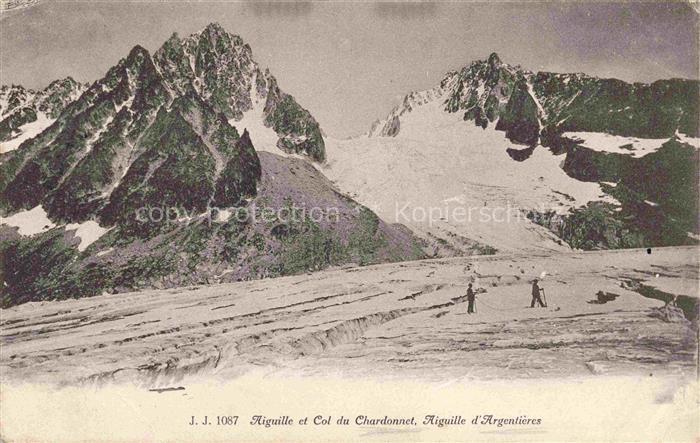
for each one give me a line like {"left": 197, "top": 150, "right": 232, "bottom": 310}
{"left": 1, "top": 1, "right": 698, "bottom": 441}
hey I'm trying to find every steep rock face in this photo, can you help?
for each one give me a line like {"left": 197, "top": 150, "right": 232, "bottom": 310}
{"left": 213, "top": 130, "right": 261, "bottom": 207}
{"left": 445, "top": 52, "right": 520, "bottom": 128}
{"left": 97, "top": 95, "right": 235, "bottom": 230}
{"left": 153, "top": 25, "right": 260, "bottom": 119}
{"left": 263, "top": 86, "right": 326, "bottom": 161}
{"left": 495, "top": 80, "right": 540, "bottom": 145}
{"left": 562, "top": 138, "right": 698, "bottom": 239}
{"left": 527, "top": 137, "right": 698, "bottom": 249}
{"left": 2, "top": 46, "right": 172, "bottom": 219}
{"left": 534, "top": 74, "right": 699, "bottom": 139}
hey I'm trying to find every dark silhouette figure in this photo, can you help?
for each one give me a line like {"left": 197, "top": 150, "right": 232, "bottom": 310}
{"left": 467, "top": 283, "right": 476, "bottom": 314}
{"left": 531, "top": 279, "right": 545, "bottom": 307}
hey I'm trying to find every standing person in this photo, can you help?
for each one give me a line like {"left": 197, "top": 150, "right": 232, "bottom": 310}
{"left": 531, "top": 278, "right": 545, "bottom": 308}
{"left": 467, "top": 283, "right": 476, "bottom": 314}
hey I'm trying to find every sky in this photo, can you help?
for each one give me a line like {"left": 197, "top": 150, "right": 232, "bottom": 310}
{"left": 1, "top": 1, "right": 697, "bottom": 137}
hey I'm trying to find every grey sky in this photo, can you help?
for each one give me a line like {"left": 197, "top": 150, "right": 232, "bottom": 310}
{"left": 1, "top": 1, "right": 697, "bottom": 137}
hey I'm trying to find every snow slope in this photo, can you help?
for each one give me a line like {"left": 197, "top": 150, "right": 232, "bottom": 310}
{"left": 323, "top": 99, "right": 614, "bottom": 253}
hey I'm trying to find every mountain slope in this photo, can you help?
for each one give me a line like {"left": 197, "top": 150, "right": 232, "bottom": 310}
{"left": 153, "top": 24, "right": 325, "bottom": 160}
{"left": 0, "top": 24, "right": 422, "bottom": 306}
{"left": 370, "top": 53, "right": 698, "bottom": 142}
{"left": 326, "top": 99, "right": 600, "bottom": 254}
{"left": 328, "top": 53, "right": 699, "bottom": 253}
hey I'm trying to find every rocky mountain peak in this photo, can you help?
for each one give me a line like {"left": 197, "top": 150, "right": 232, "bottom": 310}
{"left": 127, "top": 44, "right": 150, "bottom": 60}
{"left": 189, "top": 22, "right": 250, "bottom": 57}
{"left": 0, "top": 23, "right": 418, "bottom": 306}
{"left": 201, "top": 22, "right": 229, "bottom": 39}
{"left": 368, "top": 53, "right": 519, "bottom": 137}
{"left": 44, "top": 77, "right": 81, "bottom": 93}
{"left": 370, "top": 50, "right": 698, "bottom": 145}
{"left": 0, "top": 85, "right": 29, "bottom": 117}
{"left": 2, "top": 22, "right": 326, "bottom": 223}
{"left": 1, "top": 77, "right": 87, "bottom": 118}
{"left": 487, "top": 52, "right": 502, "bottom": 68}
{"left": 154, "top": 24, "right": 258, "bottom": 119}
{"left": 152, "top": 24, "right": 324, "bottom": 159}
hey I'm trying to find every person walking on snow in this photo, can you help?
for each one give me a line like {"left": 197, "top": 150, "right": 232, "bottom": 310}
{"left": 531, "top": 278, "right": 546, "bottom": 308}
{"left": 467, "top": 283, "right": 476, "bottom": 314}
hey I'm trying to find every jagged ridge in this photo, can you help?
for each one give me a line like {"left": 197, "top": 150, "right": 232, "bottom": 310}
{"left": 371, "top": 52, "right": 698, "bottom": 142}
{"left": 1, "top": 24, "right": 328, "bottom": 221}
{"left": 0, "top": 78, "right": 87, "bottom": 144}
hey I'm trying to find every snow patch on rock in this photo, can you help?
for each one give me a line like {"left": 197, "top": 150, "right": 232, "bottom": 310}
{"left": 675, "top": 131, "right": 700, "bottom": 149}
{"left": 1, "top": 206, "right": 56, "bottom": 236}
{"left": 229, "top": 102, "right": 280, "bottom": 155}
{"left": 65, "top": 220, "right": 111, "bottom": 251}
{"left": 214, "top": 209, "right": 233, "bottom": 223}
{"left": 96, "top": 247, "right": 114, "bottom": 257}
{"left": 563, "top": 132, "right": 672, "bottom": 158}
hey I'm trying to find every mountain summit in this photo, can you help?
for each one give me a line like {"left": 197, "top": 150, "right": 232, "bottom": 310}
{"left": 154, "top": 23, "right": 325, "bottom": 160}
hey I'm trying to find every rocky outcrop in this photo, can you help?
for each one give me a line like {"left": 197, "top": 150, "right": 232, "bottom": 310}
{"left": 213, "top": 129, "right": 261, "bottom": 207}
{"left": 495, "top": 80, "right": 540, "bottom": 145}
{"left": 529, "top": 137, "right": 699, "bottom": 250}
{"left": 527, "top": 203, "right": 646, "bottom": 250}
{"left": 263, "top": 87, "right": 326, "bottom": 161}
{"left": 534, "top": 73, "right": 699, "bottom": 138}
{"left": 558, "top": 138, "right": 699, "bottom": 243}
